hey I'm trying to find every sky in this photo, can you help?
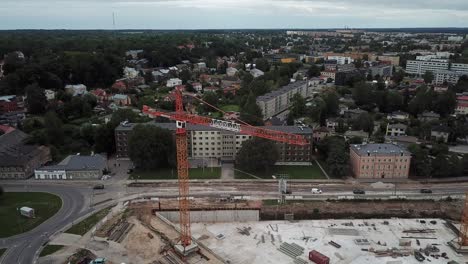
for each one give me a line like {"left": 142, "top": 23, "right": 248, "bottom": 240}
{"left": 1, "top": 0, "right": 468, "bottom": 29}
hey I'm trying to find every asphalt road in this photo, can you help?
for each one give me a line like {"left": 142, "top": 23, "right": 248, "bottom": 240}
{"left": 0, "top": 184, "right": 91, "bottom": 264}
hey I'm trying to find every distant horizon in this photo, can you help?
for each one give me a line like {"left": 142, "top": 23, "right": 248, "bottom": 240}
{"left": 1, "top": 0, "right": 468, "bottom": 30}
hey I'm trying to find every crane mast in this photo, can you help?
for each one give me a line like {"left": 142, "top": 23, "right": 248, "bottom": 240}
{"left": 143, "top": 88, "right": 309, "bottom": 253}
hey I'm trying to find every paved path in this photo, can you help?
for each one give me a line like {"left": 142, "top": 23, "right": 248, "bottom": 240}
{"left": 221, "top": 163, "right": 234, "bottom": 180}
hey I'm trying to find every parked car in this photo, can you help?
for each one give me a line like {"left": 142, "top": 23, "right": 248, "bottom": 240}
{"left": 414, "top": 251, "right": 425, "bottom": 262}
{"left": 311, "top": 188, "right": 322, "bottom": 194}
{"left": 420, "top": 189, "right": 432, "bottom": 194}
{"left": 353, "top": 189, "right": 366, "bottom": 194}
{"left": 93, "top": 184, "right": 104, "bottom": 190}
{"left": 89, "top": 258, "right": 107, "bottom": 264}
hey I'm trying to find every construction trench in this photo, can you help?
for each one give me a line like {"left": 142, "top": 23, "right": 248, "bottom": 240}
{"left": 39, "top": 197, "right": 468, "bottom": 264}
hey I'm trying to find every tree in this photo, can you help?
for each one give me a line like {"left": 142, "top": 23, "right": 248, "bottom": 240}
{"left": 323, "top": 92, "right": 339, "bottom": 117}
{"left": 235, "top": 138, "right": 279, "bottom": 172}
{"left": 289, "top": 94, "right": 306, "bottom": 119}
{"left": 255, "top": 58, "right": 270, "bottom": 72}
{"left": 432, "top": 153, "right": 450, "bottom": 178}
{"left": 326, "top": 139, "right": 349, "bottom": 178}
{"left": 25, "top": 83, "right": 47, "bottom": 114}
{"left": 307, "top": 64, "right": 321, "bottom": 77}
{"left": 423, "top": 71, "right": 434, "bottom": 84}
{"left": 128, "top": 125, "right": 175, "bottom": 170}
{"left": 352, "top": 112, "right": 374, "bottom": 134}
{"left": 240, "top": 91, "right": 263, "bottom": 125}
{"left": 391, "top": 69, "right": 405, "bottom": 85}
{"left": 179, "top": 69, "right": 191, "bottom": 84}
{"left": 352, "top": 81, "right": 373, "bottom": 107}
{"left": 44, "top": 111, "right": 64, "bottom": 146}
{"left": 202, "top": 92, "right": 218, "bottom": 112}
{"left": 407, "top": 144, "right": 431, "bottom": 177}
{"left": 0, "top": 185, "right": 3, "bottom": 197}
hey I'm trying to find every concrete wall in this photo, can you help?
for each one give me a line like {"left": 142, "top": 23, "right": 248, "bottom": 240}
{"left": 158, "top": 210, "right": 259, "bottom": 223}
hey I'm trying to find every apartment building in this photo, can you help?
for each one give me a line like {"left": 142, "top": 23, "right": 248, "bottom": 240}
{"left": 451, "top": 63, "right": 468, "bottom": 75}
{"left": 115, "top": 122, "right": 313, "bottom": 163}
{"left": 434, "top": 70, "right": 463, "bottom": 85}
{"left": 256, "top": 80, "right": 322, "bottom": 120}
{"left": 386, "top": 123, "right": 407, "bottom": 137}
{"left": 350, "top": 143, "right": 411, "bottom": 179}
{"left": 456, "top": 95, "right": 468, "bottom": 115}
{"left": 405, "top": 60, "right": 449, "bottom": 75}
{"left": 368, "top": 64, "right": 393, "bottom": 78}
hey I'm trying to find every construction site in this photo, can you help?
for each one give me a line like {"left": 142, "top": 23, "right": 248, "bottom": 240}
{"left": 38, "top": 195, "right": 468, "bottom": 264}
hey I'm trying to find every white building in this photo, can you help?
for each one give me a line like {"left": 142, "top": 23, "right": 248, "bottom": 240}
{"left": 250, "top": 68, "right": 264, "bottom": 78}
{"left": 44, "top": 89, "right": 55, "bottom": 100}
{"left": 386, "top": 123, "right": 407, "bottom": 137}
{"left": 226, "top": 67, "right": 238, "bottom": 77}
{"left": 166, "top": 78, "right": 183, "bottom": 88}
{"left": 327, "top": 56, "right": 354, "bottom": 65}
{"left": 123, "top": 67, "right": 139, "bottom": 79}
{"left": 35, "top": 154, "right": 107, "bottom": 180}
{"left": 451, "top": 63, "right": 468, "bottom": 75}
{"left": 405, "top": 60, "right": 449, "bottom": 75}
{"left": 64, "top": 84, "right": 87, "bottom": 96}
{"left": 434, "top": 70, "right": 463, "bottom": 85}
{"left": 448, "top": 36, "right": 464, "bottom": 42}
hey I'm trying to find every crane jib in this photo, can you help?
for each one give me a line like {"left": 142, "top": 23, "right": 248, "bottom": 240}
{"left": 210, "top": 119, "right": 241, "bottom": 132}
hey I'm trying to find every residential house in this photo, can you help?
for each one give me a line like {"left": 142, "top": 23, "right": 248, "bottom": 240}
{"left": 326, "top": 118, "right": 339, "bottom": 132}
{"left": 313, "top": 127, "right": 331, "bottom": 143}
{"left": 167, "top": 78, "right": 183, "bottom": 88}
{"left": 250, "top": 68, "right": 264, "bottom": 78}
{"left": 456, "top": 95, "right": 468, "bottom": 115}
{"left": 0, "top": 128, "right": 51, "bottom": 179}
{"left": 0, "top": 111, "right": 26, "bottom": 127}
{"left": 35, "top": 154, "right": 107, "bottom": 180}
{"left": 90, "top": 89, "right": 109, "bottom": 103}
{"left": 203, "top": 86, "right": 219, "bottom": 93}
{"left": 386, "top": 123, "right": 407, "bottom": 137}
{"left": 65, "top": 84, "right": 87, "bottom": 96}
{"left": 385, "top": 135, "right": 419, "bottom": 147}
{"left": 320, "top": 70, "right": 336, "bottom": 80}
{"left": 431, "top": 125, "right": 450, "bottom": 143}
{"left": 44, "top": 90, "right": 55, "bottom": 101}
{"left": 350, "top": 143, "right": 411, "bottom": 179}
{"left": 344, "top": 130, "right": 369, "bottom": 142}
{"left": 113, "top": 94, "right": 132, "bottom": 106}
{"left": 387, "top": 111, "right": 410, "bottom": 122}
{"left": 226, "top": 67, "right": 238, "bottom": 77}
{"left": 112, "top": 79, "right": 127, "bottom": 92}
{"left": 123, "top": 67, "right": 139, "bottom": 79}
{"left": 192, "top": 82, "right": 202, "bottom": 93}
{"left": 0, "top": 95, "right": 19, "bottom": 113}
{"left": 420, "top": 111, "right": 440, "bottom": 122}
{"left": 344, "top": 108, "right": 367, "bottom": 119}
{"left": 221, "top": 76, "right": 241, "bottom": 89}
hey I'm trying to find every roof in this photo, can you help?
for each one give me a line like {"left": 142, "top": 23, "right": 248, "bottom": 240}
{"left": 116, "top": 121, "right": 312, "bottom": 134}
{"left": 39, "top": 154, "right": 106, "bottom": 172}
{"left": 257, "top": 81, "right": 307, "bottom": 102}
{"left": 421, "top": 111, "right": 440, "bottom": 118}
{"left": 388, "top": 123, "right": 407, "bottom": 129}
{"left": 0, "top": 125, "right": 15, "bottom": 134}
{"left": 432, "top": 125, "right": 451, "bottom": 133}
{"left": 113, "top": 94, "right": 128, "bottom": 100}
{"left": 0, "top": 129, "right": 47, "bottom": 167}
{"left": 351, "top": 143, "right": 410, "bottom": 156}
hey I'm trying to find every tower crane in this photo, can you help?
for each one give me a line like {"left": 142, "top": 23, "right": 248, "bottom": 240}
{"left": 142, "top": 87, "right": 309, "bottom": 253}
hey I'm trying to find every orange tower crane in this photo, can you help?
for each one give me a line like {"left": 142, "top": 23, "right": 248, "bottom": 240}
{"left": 143, "top": 88, "right": 309, "bottom": 249}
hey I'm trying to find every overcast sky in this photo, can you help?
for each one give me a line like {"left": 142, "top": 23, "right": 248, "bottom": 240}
{"left": 1, "top": 0, "right": 468, "bottom": 29}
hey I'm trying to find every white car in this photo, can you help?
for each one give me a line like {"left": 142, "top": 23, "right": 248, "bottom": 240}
{"left": 311, "top": 188, "right": 322, "bottom": 194}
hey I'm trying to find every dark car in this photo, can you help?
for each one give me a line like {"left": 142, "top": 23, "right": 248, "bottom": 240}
{"left": 420, "top": 189, "right": 432, "bottom": 194}
{"left": 93, "top": 184, "right": 104, "bottom": 190}
{"left": 414, "top": 251, "right": 425, "bottom": 262}
{"left": 353, "top": 189, "right": 366, "bottom": 195}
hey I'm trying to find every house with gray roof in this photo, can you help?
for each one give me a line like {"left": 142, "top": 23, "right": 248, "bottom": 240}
{"left": 34, "top": 154, "right": 107, "bottom": 180}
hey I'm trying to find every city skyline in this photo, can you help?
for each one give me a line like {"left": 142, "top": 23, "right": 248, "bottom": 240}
{"left": 1, "top": 0, "right": 468, "bottom": 29}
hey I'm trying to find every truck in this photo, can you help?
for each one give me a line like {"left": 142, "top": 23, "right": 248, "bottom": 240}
{"left": 309, "top": 250, "right": 330, "bottom": 264}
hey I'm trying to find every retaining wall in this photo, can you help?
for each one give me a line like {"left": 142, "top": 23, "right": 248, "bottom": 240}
{"left": 158, "top": 209, "right": 259, "bottom": 223}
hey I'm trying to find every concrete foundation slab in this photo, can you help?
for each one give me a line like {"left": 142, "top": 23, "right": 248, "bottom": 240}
{"left": 174, "top": 242, "right": 199, "bottom": 256}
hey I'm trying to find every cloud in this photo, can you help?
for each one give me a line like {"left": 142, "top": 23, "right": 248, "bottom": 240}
{"left": 0, "top": 0, "right": 467, "bottom": 29}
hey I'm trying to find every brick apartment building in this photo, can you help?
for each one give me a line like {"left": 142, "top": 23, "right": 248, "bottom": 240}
{"left": 350, "top": 143, "right": 411, "bottom": 179}
{"left": 115, "top": 121, "right": 313, "bottom": 163}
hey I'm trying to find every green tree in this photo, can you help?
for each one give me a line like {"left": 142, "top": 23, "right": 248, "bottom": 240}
{"left": 240, "top": 91, "right": 263, "bottom": 125}
{"left": 391, "top": 69, "right": 405, "bottom": 85}
{"left": 235, "top": 138, "right": 279, "bottom": 172}
{"left": 423, "top": 71, "right": 434, "bottom": 84}
{"left": 307, "top": 64, "right": 321, "bottom": 77}
{"left": 407, "top": 144, "right": 431, "bottom": 177}
{"left": 44, "top": 111, "right": 64, "bottom": 146}
{"left": 432, "top": 153, "right": 449, "bottom": 178}
{"left": 202, "top": 92, "right": 218, "bottom": 112}
{"left": 326, "top": 139, "right": 349, "bottom": 178}
{"left": 179, "top": 69, "right": 191, "bottom": 84}
{"left": 352, "top": 81, "right": 373, "bottom": 107}
{"left": 25, "top": 83, "right": 47, "bottom": 114}
{"left": 352, "top": 112, "right": 374, "bottom": 134}
{"left": 128, "top": 125, "right": 175, "bottom": 170}
{"left": 289, "top": 94, "right": 306, "bottom": 119}
{"left": 323, "top": 91, "right": 339, "bottom": 117}
{"left": 255, "top": 58, "right": 270, "bottom": 72}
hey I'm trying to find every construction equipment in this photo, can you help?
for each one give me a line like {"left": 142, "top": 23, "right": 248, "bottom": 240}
{"left": 143, "top": 88, "right": 308, "bottom": 251}
{"left": 459, "top": 193, "right": 468, "bottom": 247}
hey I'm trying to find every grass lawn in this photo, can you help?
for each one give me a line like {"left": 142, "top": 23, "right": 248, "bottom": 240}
{"left": 0, "top": 192, "right": 62, "bottom": 238}
{"left": 235, "top": 165, "right": 326, "bottom": 179}
{"left": 130, "top": 167, "right": 221, "bottom": 180}
{"left": 65, "top": 207, "right": 111, "bottom": 236}
{"left": 0, "top": 248, "right": 6, "bottom": 258}
{"left": 220, "top": 104, "right": 240, "bottom": 112}
{"left": 39, "top": 245, "right": 64, "bottom": 257}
